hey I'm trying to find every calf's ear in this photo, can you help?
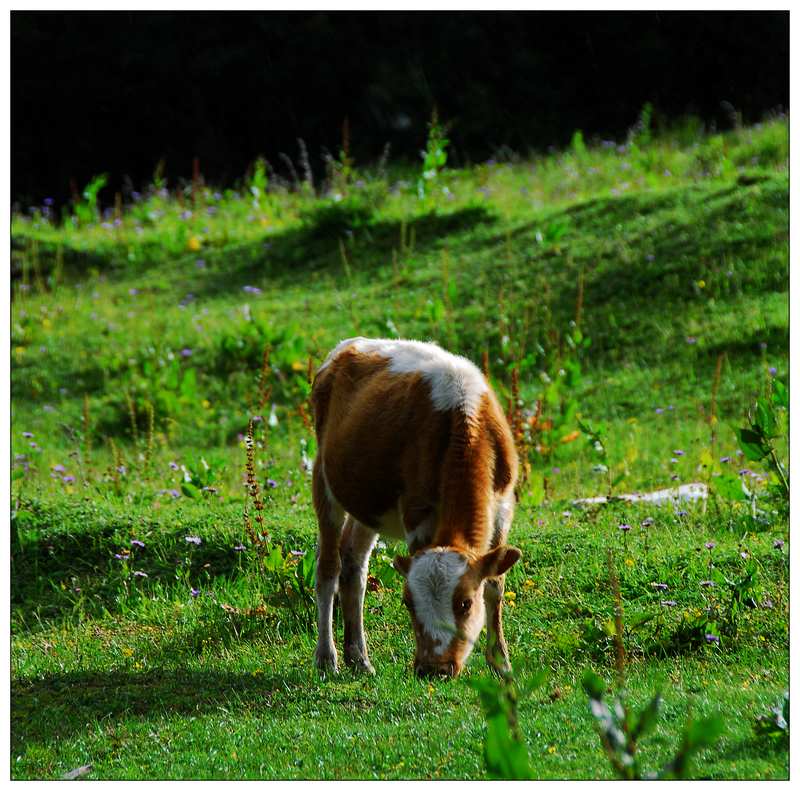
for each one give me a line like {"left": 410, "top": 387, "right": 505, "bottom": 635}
{"left": 393, "top": 555, "right": 413, "bottom": 578}
{"left": 476, "top": 545, "right": 522, "bottom": 579}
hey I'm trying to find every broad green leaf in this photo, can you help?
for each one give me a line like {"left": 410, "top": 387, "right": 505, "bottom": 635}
{"left": 736, "top": 427, "right": 768, "bottom": 461}
{"left": 711, "top": 474, "right": 748, "bottom": 501}
{"left": 180, "top": 482, "right": 201, "bottom": 499}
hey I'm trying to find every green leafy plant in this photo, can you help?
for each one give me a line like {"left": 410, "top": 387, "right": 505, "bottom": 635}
{"left": 73, "top": 173, "right": 108, "bottom": 225}
{"left": 735, "top": 383, "right": 788, "bottom": 507}
{"left": 582, "top": 553, "right": 724, "bottom": 779}
{"left": 417, "top": 109, "right": 450, "bottom": 200}
{"left": 468, "top": 657, "right": 547, "bottom": 779}
{"left": 754, "top": 691, "right": 789, "bottom": 744}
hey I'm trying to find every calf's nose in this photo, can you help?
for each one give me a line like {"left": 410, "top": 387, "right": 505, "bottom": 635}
{"left": 414, "top": 660, "right": 457, "bottom": 678}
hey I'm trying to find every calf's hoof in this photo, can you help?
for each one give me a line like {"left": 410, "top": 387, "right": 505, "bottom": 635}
{"left": 345, "top": 652, "right": 375, "bottom": 675}
{"left": 315, "top": 647, "right": 339, "bottom": 674}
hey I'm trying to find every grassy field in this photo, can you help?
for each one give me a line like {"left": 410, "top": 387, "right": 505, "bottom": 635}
{"left": 10, "top": 116, "right": 789, "bottom": 779}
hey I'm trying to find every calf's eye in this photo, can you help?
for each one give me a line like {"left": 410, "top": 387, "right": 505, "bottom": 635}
{"left": 458, "top": 599, "right": 472, "bottom": 614}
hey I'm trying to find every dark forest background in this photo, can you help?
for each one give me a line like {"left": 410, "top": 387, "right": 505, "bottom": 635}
{"left": 11, "top": 10, "right": 789, "bottom": 206}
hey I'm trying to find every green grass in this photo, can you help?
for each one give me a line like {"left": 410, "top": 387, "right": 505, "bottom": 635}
{"left": 11, "top": 117, "right": 788, "bottom": 779}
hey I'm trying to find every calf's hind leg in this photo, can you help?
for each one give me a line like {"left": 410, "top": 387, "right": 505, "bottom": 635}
{"left": 339, "top": 516, "right": 378, "bottom": 674}
{"left": 313, "top": 460, "right": 344, "bottom": 672}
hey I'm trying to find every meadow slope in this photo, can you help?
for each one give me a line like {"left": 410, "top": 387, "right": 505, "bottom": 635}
{"left": 10, "top": 118, "right": 789, "bottom": 779}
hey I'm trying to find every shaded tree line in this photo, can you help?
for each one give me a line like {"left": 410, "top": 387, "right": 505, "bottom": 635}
{"left": 12, "top": 10, "right": 788, "bottom": 205}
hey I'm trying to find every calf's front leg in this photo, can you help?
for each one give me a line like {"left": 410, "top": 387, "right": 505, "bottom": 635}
{"left": 483, "top": 576, "right": 511, "bottom": 673}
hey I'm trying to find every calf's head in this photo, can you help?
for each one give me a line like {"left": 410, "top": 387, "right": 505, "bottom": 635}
{"left": 393, "top": 545, "right": 521, "bottom": 677}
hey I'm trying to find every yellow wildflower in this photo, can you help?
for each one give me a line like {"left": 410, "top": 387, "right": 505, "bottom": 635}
{"left": 187, "top": 236, "right": 202, "bottom": 251}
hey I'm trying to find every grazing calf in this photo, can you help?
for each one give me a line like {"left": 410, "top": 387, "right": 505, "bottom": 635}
{"left": 311, "top": 337, "right": 521, "bottom": 677}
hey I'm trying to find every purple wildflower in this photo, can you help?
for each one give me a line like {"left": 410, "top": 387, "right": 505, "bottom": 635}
{"left": 191, "top": 588, "right": 201, "bottom": 598}
{"left": 551, "top": 467, "right": 561, "bottom": 475}
{"left": 181, "top": 210, "right": 193, "bottom": 220}
{"left": 673, "top": 449, "right": 685, "bottom": 456}
{"left": 117, "top": 465, "right": 127, "bottom": 475}
{"left": 196, "top": 258, "right": 206, "bottom": 269}
{"left": 129, "top": 288, "right": 139, "bottom": 296}
{"left": 22, "top": 431, "right": 34, "bottom": 438}
{"left": 166, "top": 489, "right": 180, "bottom": 498}
{"left": 700, "top": 580, "right": 715, "bottom": 588}
{"left": 233, "top": 544, "right": 246, "bottom": 552}
{"left": 180, "top": 348, "right": 193, "bottom": 358}
{"left": 619, "top": 523, "right": 632, "bottom": 532}
{"left": 185, "top": 535, "right": 202, "bottom": 545}
{"left": 675, "top": 510, "right": 688, "bottom": 517}
{"left": 242, "top": 285, "right": 262, "bottom": 294}
{"left": 720, "top": 456, "right": 731, "bottom": 463}
{"left": 266, "top": 478, "right": 278, "bottom": 489}
{"left": 769, "top": 366, "right": 777, "bottom": 377}
{"left": 704, "top": 633, "right": 720, "bottom": 644}
{"left": 685, "top": 336, "right": 697, "bottom": 345}
{"left": 62, "top": 474, "right": 75, "bottom": 483}
{"left": 133, "top": 571, "right": 148, "bottom": 578}
{"left": 651, "top": 582, "right": 669, "bottom": 591}
{"left": 169, "top": 461, "right": 179, "bottom": 470}
{"left": 705, "top": 541, "right": 716, "bottom": 550}
{"left": 641, "top": 517, "right": 654, "bottom": 527}
{"left": 53, "top": 463, "right": 66, "bottom": 473}
{"left": 290, "top": 549, "right": 306, "bottom": 557}
{"left": 131, "top": 539, "right": 145, "bottom": 548}
{"left": 655, "top": 407, "right": 664, "bottom": 414}
{"left": 773, "top": 539, "right": 785, "bottom": 551}
{"left": 671, "top": 457, "right": 679, "bottom": 464}
{"left": 661, "top": 600, "right": 677, "bottom": 607}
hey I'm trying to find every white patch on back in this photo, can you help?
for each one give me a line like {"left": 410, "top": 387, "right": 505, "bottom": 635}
{"left": 321, "top": 337, "right": 488, "bottom": 416}
{"left": 407, "top": 549, "right": 467, "bottom": 649}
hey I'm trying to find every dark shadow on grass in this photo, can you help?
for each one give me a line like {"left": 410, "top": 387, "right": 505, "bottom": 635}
{"left": 10, "top": 666, "right": 316, "bottom": 754}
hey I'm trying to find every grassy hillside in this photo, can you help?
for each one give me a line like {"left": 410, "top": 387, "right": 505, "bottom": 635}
{"left": 11, "top": 118, "right": 789, "bottom": 779}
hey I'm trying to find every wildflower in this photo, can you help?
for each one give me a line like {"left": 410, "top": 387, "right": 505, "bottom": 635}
{"left": 505, "top": 591, "right": 516, "bottom": 600}
{"left": 685, "top": 336, "right": 697, "bottom": 345}
{"left": 169, "top": 461, "right": 179, "bottom": 470}
{"left": 114, "top": 551, "right": 130, "bottom": 560}
{"left": 196, "top": 258, "right": 206, "bottom": 269}
{"left": 128, "top": 288, "right": 139, "bottom": 296}
{"left": 53, "top": 463, "right": 66, "bottom": 473}
{"left": 290, "top": 549, "right": 306, "bottom": 557}
{"left": 233, "top": 544, "right": 247, "bottom": 552}
{"left": 551, "top": 467, "right": 560, "bottom": 475}
{"left": 242, "top": 285, "right": 262, "bottom": 294}
{"left": 700, "top": 580, "right": 715, "bottom": 588}
{"left": 673, "top": 449, "right": 685, "bottom": 456}
{"left": 266, "top": 478, "right": 278, "bottom": 489}
{"left": 675, "top": 510, "right": 688, "bottom": 517}
{"left": 740, "top": 551, "right": 749, "bottom": 559}
{"left": 704, "top": 633, "right": 720, "bottom": 644}
{"left": 133, "top": 571, "right": 148, "bottom": 578}
{"left": 619, "top": 523, "right": 631, "bottom": 532}
{"left": 191, "top": 588, "right": 201, "bottom": 598}
{"left": 655, "top": 407, "right": 664, "bottom": 414}
{"left": 641, "top": 517, "right": 654, "bottom": 527}
{"left": 22, "top": 431, "right": 34, "bottom": 438}
{"left": 62, "top": 474, "right": 75, "bottom": 483}
{"left": 759, "top": 342, "right": 767, "bottom": 351}
{"left": 185, "top": 535, "right": 202, "bottom": 545}
{"left": 661, "top": 600, "right": 677, "bottom": 607}
{"left": 624, "top": 558, "right": 635, "bottom": 568}
{"left": 165, "top": 489, "right": 180, "bottom": 498}
{"left": 773, "top": 539, "right": 785, "bottom": 551}
{"left": 769, "top": 366, "right": 777, "bottom": 377}
{"left": 131, "top": 539, "right": 145, "bottom": 548}
{"left": 117, "top": 465, "right": 127, "bottom": 475}
{"left": 651, "top": 582, "right": 669, "bottom": 591}
{"left": 705, "top": 541, "right": 716, "bottom": 550}
{"left": 180, "top": 348, "right": 193, "bottom": 358}
{"left": 720, "top": 456, "right": 731, "bottom": 463}
{"left": 671, "top": 457, "right": 679, "bottom": 464}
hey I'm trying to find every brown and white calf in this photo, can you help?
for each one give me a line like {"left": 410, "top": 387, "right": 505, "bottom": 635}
{"left": 310, "top": 337, "right": 521, "bottom": 677}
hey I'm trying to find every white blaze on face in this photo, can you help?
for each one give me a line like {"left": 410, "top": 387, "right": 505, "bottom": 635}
{"left": 406, "top": 548, "right": 486, "bottom": 659}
